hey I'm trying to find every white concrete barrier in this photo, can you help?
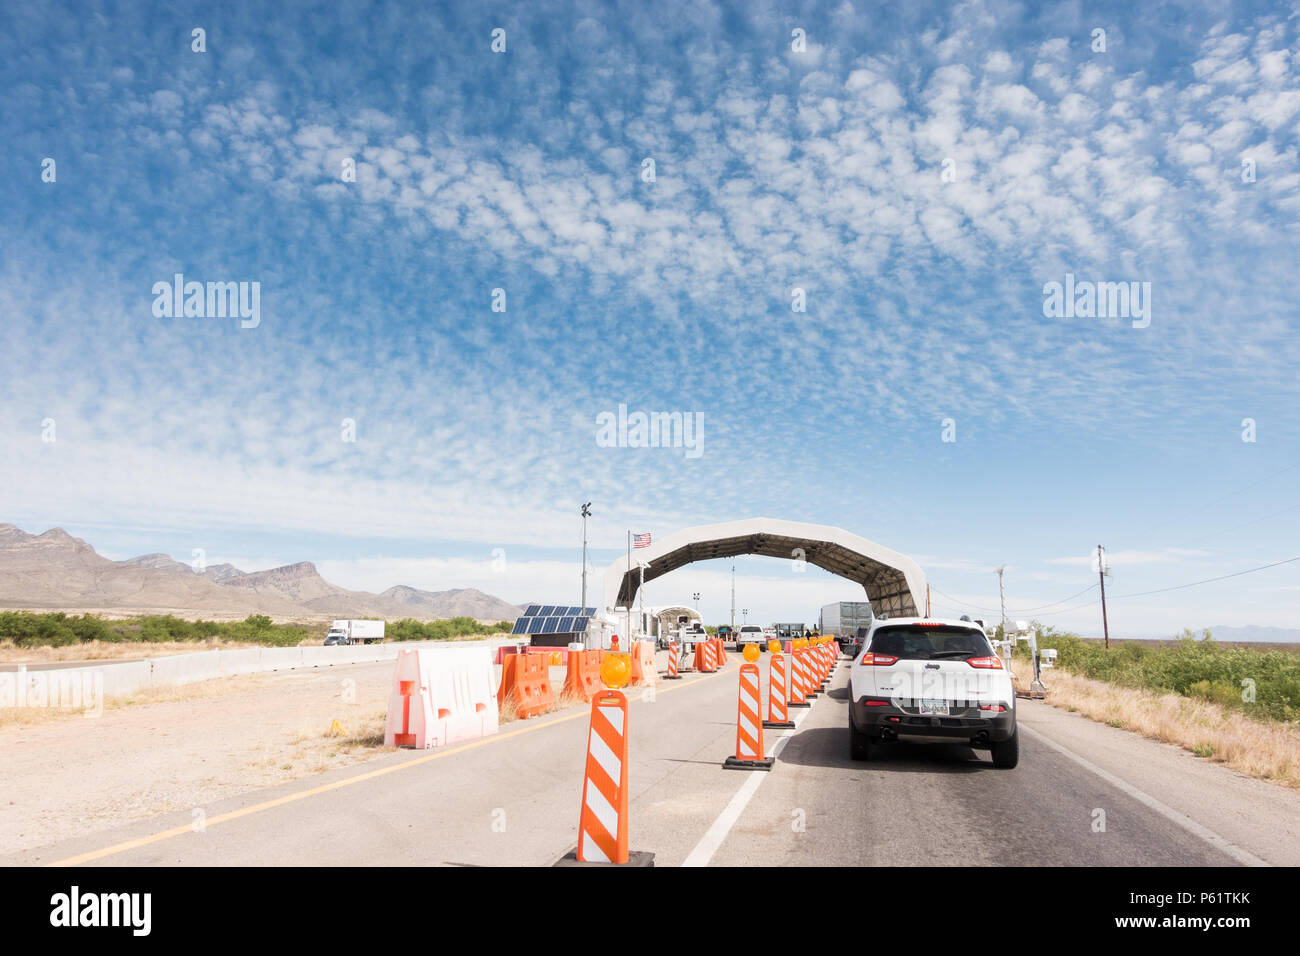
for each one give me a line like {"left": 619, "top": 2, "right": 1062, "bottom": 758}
{"left": 5, "top": 637, "right": 524, "bottom": 702}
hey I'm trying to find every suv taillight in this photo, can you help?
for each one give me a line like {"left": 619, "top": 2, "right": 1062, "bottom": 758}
{"left": 861, "top": 652, "right": 898, "bottom": 666}
{"left": 966, "top": 656, "right": 1004, "bottom": 669}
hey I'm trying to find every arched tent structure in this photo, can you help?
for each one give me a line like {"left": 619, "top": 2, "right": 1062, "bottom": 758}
{"left": 603, "top": 518, "right": 927, "bottom": 619}
{"left": 651, "top": 605, "right": 701, "bottom": 639}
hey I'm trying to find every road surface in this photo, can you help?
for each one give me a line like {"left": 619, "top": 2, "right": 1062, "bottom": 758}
{"left": 8, "top": 649, "right": 1298, "bottom": 867}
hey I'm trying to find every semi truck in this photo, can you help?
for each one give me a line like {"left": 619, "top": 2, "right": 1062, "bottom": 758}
{"left": 325, "top": 619, "right": 386, "bottom": 645}
{"left": 818, "top": 601, "right": 875, "bottom": 657}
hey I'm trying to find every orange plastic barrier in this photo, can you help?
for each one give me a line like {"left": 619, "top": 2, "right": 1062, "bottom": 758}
{"left": 498, "top": 651, "right": 556, "bottom": 719}
{"left": 384, "top": 647, "right": 498, "bottom": 749}
{"left": 695, "top": 641, "right": 717, "bottom": 673}
{"left": 629, "top": 640, "right": 657, "bottom": 687}
{"left": 527, "top": 647, "right": 564, "bottom": 666}
{"left": 712, "top": 638, "right": 726, "bottom": 667}
{"left": 564, "top": 649, "right": 605, "bottom": 703}
{"left": 576, "top": 689, "right": 629, "bottom": 863}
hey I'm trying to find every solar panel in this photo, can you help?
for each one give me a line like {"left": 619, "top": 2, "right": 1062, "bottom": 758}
{"left": 512, "top": 603, "right": 597, "bottom": 640}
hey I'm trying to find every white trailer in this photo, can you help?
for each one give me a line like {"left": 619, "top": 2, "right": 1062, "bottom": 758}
{"left": 818, "top": 601, "right": 874, "bottom": 655}
{"left": 326, "top": 619, "right": 386, "bottom": 645}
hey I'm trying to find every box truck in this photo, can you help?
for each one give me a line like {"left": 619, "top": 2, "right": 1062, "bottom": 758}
{"left": 325, "top": 619, "right": 386, "bottom": 645}
{"left": 818, "top": 602, "right": 874, "bottom": 656}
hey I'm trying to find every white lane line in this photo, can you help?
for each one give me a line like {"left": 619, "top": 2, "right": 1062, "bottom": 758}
{"left": 681, "top": 705, "right": 813, "bottom": 867}
{"left": 1020, "top": 724, "right": 1270, "bottom": 867}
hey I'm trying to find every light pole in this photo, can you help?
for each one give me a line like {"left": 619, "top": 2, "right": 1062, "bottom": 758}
{"left": 742, "top": 608, "right": 749, "bottom": 625}
{"left": 580, "top": 503, "right": 592, "bottom": 612}
{"left": 692, "top": 592, "right": 701, "bottom": 616}
{"left": 994, "top": 565, "right": 1009, "bottom": 670}
{"left": 730, "top": 560, "right": 735, "bottom": 634}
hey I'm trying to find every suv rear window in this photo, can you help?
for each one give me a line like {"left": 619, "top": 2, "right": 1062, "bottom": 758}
{"left": 869, "top": 625, "right": 992, "bottom": 660}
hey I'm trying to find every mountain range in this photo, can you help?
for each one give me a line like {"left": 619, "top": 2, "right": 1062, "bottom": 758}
{"left": 0, "top": 524, "right": 522, "bottom": 623}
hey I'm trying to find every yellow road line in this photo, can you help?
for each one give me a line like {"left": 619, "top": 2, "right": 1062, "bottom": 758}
{"left": 47, "top": 669, "right": 717, "bottom": 867}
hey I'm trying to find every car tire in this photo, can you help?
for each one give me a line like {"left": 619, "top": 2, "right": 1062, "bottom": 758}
{"left": 849, "top": 713, "right": 873, "bottom": 761}
{"left": 990, "top": 725, "right": 1019, "bottom": 768}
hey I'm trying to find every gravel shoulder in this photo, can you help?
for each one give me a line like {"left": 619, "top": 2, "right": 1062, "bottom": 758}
{"left": 0, "top": 660, "right": 398, "bottom": 853}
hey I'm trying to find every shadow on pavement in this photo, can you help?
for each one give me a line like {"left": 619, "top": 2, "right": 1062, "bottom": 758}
{"left": 777, "top": 726, "right": 993, "bottom": 774}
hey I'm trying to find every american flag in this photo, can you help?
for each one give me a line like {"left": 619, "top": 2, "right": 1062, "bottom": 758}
{"left": 633, "top": 532, "right": 652, "bottom": 548}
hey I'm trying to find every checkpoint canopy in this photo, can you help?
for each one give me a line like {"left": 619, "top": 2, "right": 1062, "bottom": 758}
{"left": 602, "top": 518, "right": 927, "bottom": 620}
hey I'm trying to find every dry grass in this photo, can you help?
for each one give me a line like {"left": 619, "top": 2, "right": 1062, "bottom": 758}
{"left": 1022, "top": 665, "right": 1300, "bottom": 789}
{"left": 498, "top": 693, "right": 519, "bottom": 723}
{"left": 265, "top": 709, "right": 391, "bottom": 774}
{"left": 496, "top": 683, "right": 593, "bottom": 725}
{"left": 0, "top": 637, "right": 269, "bottom": 664}
{"left": 0, "top": 669, "right": 320, "bottom": 731}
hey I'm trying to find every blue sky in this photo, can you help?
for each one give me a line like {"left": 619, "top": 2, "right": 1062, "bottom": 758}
{"left": 3, "top": 0, "right": 1299, "bottom": 636}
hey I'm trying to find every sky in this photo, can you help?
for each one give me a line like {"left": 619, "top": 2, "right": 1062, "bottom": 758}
{"left": 2, "top": 0, "right": 1299, "bottom": 637}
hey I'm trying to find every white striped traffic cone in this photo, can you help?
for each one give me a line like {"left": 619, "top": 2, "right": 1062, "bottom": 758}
{"left": 724, "top": 662, "right": 774, "bottom": 770}
{"left": 665, "top": 641, "right": 681, "bottom": 679}
{"left": 764, "top": 652, "right": 794, "bottom": 728}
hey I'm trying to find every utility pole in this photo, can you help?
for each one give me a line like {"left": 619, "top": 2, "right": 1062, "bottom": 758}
{"left": 1097, "top": 544, "right": 1111, "bottom": 650}
{"left": 580, "top": 503, "right": 592, "bottom": 612}
{"left": 730, "top": 560, "right": 736, "bottom": 634}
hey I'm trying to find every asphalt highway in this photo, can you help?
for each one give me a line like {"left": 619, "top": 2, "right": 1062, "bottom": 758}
{"left": 12, "top": 649, "right": 1297, "bottom": 867}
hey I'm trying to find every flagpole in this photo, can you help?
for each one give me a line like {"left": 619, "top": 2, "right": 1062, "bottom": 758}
{"left": 626, "top": 530, "right": 632, "bottom": 646}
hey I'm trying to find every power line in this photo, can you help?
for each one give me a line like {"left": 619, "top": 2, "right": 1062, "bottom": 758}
{"left": 1120, "top": 459, "right": 1300, "bottom": 543}
{"left": 1108, "top": 553, "right": 1300, "bottom": 599}
{"left": 1029, "top": 553, "right": 1300, "bottom": 620}
{"left": 928, "top": 581, "right": 1098, "bottom": 616}
{"left": 1166, "top": 500, "right": 1300, "bottom": 552}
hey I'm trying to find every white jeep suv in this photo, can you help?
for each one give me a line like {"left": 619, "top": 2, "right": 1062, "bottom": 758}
{"left": 848, "top": 617, "right": 1018, "bottom": 767}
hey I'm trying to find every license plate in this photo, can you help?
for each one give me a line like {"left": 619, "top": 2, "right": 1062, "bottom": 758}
{"left": 919, "top": 699, "right": 949, "bottom": 716}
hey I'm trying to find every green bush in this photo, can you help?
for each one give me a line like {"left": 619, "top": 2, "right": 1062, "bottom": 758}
{"left": 388, "top": 617, "right": 504, "bottom": 642}
{"left": 0, "top": 611, "right": 311, "bottom": 649}
{"left": 1023, "top": 623, "right": 1300, "bottom": 723}
{"left": 0, "top": 611, "right": 506, "bottom": 651}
